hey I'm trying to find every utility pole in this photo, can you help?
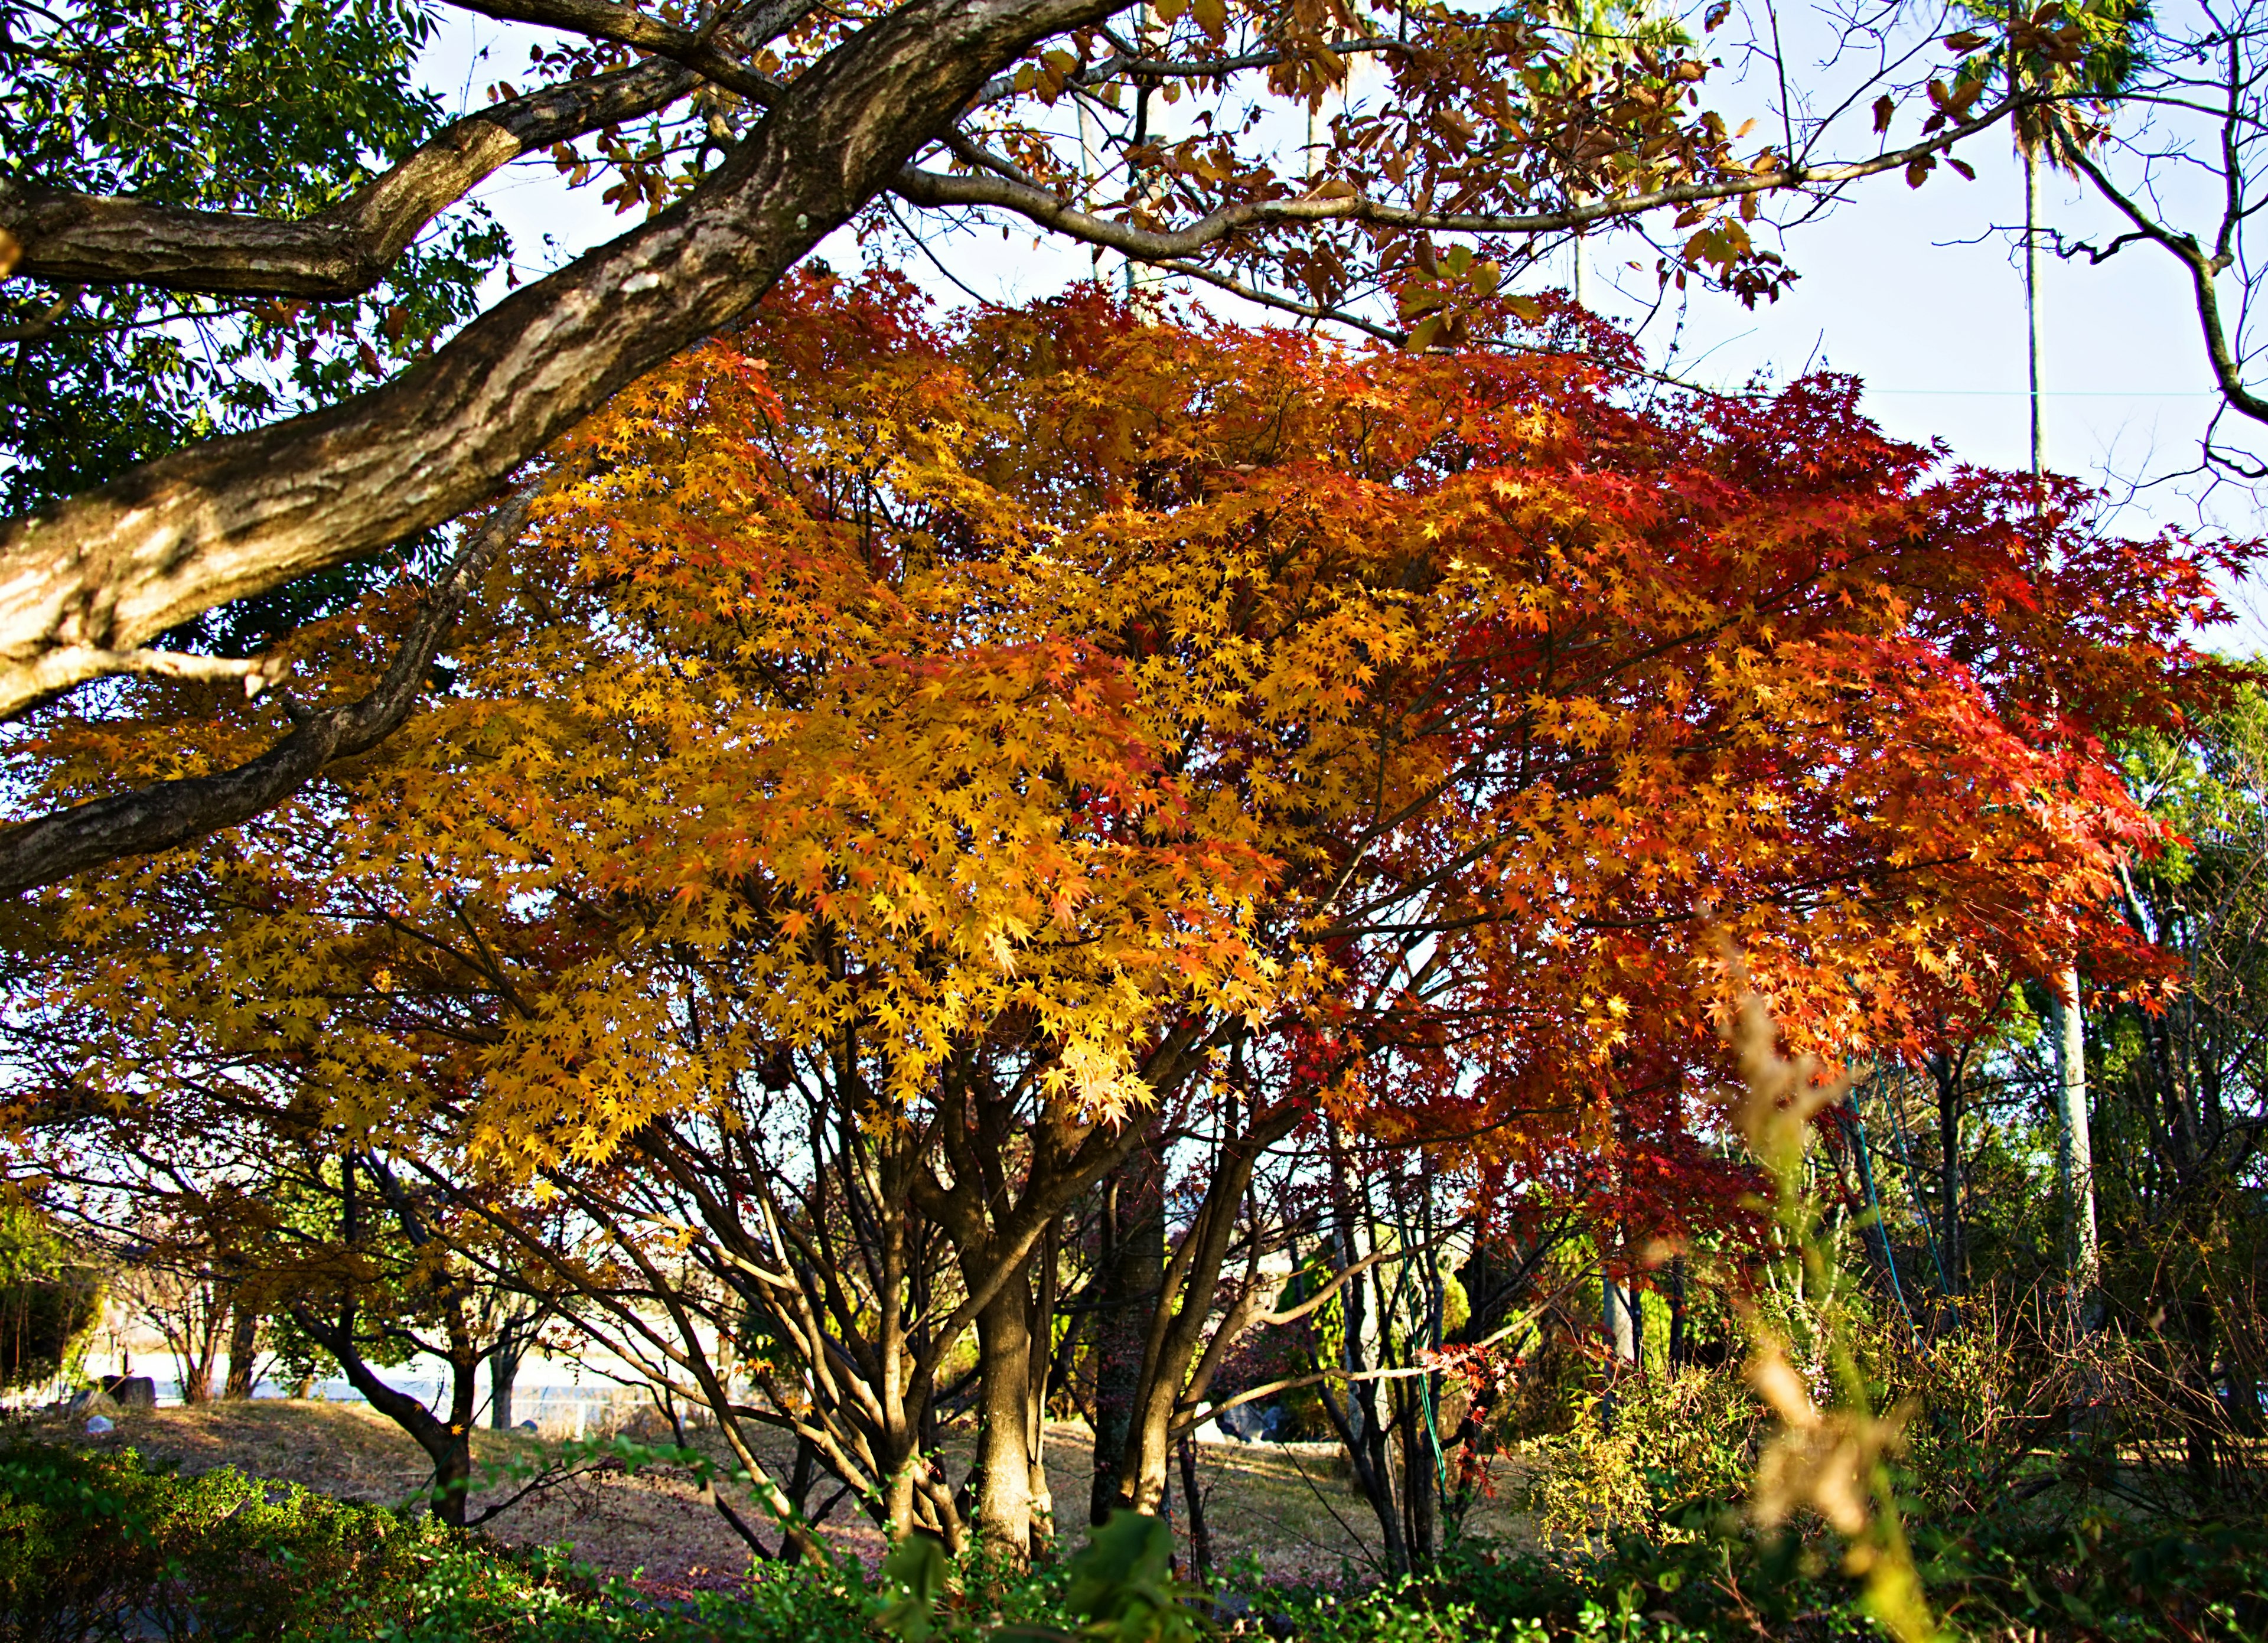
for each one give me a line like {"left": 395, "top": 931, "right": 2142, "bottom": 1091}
{"left": 2026, "top": 142, "right": 2043, "bottom": 488}
{"left": 2024, "top": 101, "right": 2100, "bottom": 1332}
{"left": 1128, "top": 2, "right": 1149, "bottom": 298}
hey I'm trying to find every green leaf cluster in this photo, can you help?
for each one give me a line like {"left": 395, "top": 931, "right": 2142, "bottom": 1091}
{"left": 0, "top": 0, "right": 507, "bottom": 517}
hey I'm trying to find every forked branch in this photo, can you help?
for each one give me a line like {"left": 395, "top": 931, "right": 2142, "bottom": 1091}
{"left": 0, "top": 493, "right": 529, "bottom": 899}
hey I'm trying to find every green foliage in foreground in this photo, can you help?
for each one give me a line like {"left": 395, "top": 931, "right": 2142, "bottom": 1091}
{"left": 0, "top": 1439, "right": 412, "bottom": 1641}
{"left": 3, "top": 1439, "right": 2266, "bottom": 1643}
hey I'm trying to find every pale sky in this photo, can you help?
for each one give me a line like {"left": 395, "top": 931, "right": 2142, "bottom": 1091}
{"left": 418, "top": 4, "right": 2268, "bottom": 645}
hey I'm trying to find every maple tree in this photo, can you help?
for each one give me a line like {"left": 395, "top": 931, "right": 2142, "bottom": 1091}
{"left": 0, "top": 0, "right": 2071, "bottom": 884}
{"left": 1, "top": 275, "right": 2248, "bottom": 1561}
{"left": 19, "top": 1077, "right": 576, "bottom": 1525}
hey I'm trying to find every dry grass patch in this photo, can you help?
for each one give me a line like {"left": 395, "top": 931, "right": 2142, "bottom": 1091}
{"left": 15, "top": 1400, "right": 1531, "bottom": 1590}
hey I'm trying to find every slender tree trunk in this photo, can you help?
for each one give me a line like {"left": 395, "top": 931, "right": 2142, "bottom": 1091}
{"left": 1089, "top": 1144, "right": 1164, "bottom": 1524}
{"left": 2054, "top": 972, "right": 2101, "bottom": 1325}
{"left": 221, "top": 1296, "right": 258, "bottom": 1400}
{"left": 1107, "top": 1101, "right": 1304, "bottom": 1522}
{"left": 1027, "top": 1215, "right": 1059, "bottom": 1550}
{"left": 2227, "top": 1333, "right": 2264, "bottom": 1439}
{"left": 1602, "top": 1263, "right": 1637, "bottom": 1423}
{"left": 2025, "top": 141, "right": 2043, "bottom": 501}
{"left": 1405, "top": 1172, "right": 1442, "bottom": 1564}
{"left": 1400, "top": 1380, "right": 1436, "bottom": 1563}
{"left": 300, "top": 1155, "right": 482, "bottom": 1527}
{"left": 1320, "top": 1137, "right": 1409, "bottom": 1574}
{"left": 780, "top": 1435, "right": 819, "bottom": 1564}
{"left": 1321, "top": 1375, "right": 1409, "bottom": 1574}
{"left": 172, "top": 1302, "right": 223, "bottom": 1404}
{"left": 1667, "top": 1256, "right": 1689, "bottom": 1371}
{"left": 2023, "top": 139, "right": 2102, "bottom": 1340}
{"left": 1932, "top": 1055, "right": 1966, "bottom": 1303}
{"left": 488, "top": 1334, "right": 520, "bottom": 1430}
{"left": 2184, "top": 1295, "right": 2221, "bottom": 1491}
{"left": 1176, "top": 1432, "right": 1213, "bottom": 1586}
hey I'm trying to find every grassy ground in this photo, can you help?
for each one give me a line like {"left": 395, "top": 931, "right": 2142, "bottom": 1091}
{"left": 17, "top": 1400, "right": 1529, "bottom": 1595}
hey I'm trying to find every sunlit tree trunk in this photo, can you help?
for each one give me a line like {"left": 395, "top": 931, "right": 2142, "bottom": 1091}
{"left": 973, "top": 1279, "right": 1039, "bottom": 1556}
{"left": 2026, "top": 130, "right": 2102, "bottom": 1333}
{"left": 1604, "top": 1270, "right": 1637, "bottom": 1364}
{"left": 2053, "top": 972, "right": 2100, "bottom": 1320}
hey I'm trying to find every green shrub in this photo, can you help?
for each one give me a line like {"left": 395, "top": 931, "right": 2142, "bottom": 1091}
{"left": 0, "top": 1439, "right": 421, "bottom": 1642}
{"left": 0, "top": 1439, "right": 875, "bottom": 1643}
{"left": 296, "top": 1539, "right": 873, "bottom": 1643}
{"left": 1521, "top": 1367, "right": 1762, "bottom": 1554}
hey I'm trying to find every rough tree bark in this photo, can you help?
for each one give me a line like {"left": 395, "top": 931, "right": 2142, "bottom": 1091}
{"left": 0, "top": 494, "right": 523, "bottom": 898}
{"left": 221, "top": 1298, "right": 258, "bottom": 1400}
{"left": 1087, "top": 1139, "right": 1164, "bottom": 1524}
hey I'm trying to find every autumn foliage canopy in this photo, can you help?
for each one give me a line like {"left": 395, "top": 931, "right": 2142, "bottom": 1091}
{"left": 14, "top": 269, "right": 2240, "bottom": 1202}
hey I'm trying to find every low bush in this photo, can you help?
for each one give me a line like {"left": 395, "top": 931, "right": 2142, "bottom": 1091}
{"left": 0, "top": 1439, "right": 418, "bottom": 1642}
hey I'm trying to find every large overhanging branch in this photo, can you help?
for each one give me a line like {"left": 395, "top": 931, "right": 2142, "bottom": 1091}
{"left": 0, "top": 0, "right": 1129, "bottom": 723}
{"left": 0, "top": 0, "right": 822, "bottom": 298}
{"left": 896, "top": 91, "right": 2023, "bottom": 258}
{"left": 2, "top": 64, "right": 695, "bottom": 298}
{"left": 0, "top": 493, "right": 529, "bottom": 899}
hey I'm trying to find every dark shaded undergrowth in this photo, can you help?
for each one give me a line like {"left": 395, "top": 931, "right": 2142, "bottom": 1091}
{"left": 3, "top": 1439, "right": 2264, "bottom": 1642}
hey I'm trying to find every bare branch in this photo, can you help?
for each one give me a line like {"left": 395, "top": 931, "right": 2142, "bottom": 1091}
{"left": 895, "top": 92, "right": 2024, "bottom": 259}
{"left": 452, "top": 0, "right": 784, "bottom": 105}
{"left": 2063, "top": 138, "right": 2268, "bottom": 426}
